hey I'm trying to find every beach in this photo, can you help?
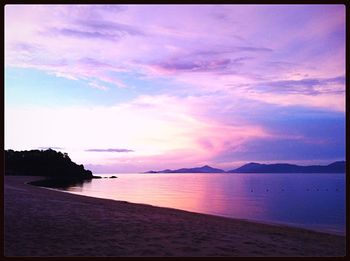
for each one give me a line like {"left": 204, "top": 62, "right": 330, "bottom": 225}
{"left": 4, "top": 176, "right": 346, "bottom": 257}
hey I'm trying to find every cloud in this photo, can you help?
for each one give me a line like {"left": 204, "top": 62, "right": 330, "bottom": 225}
{"left": 5, "top": 94, "right": 270, "bottom": 168}
{"left": 48, "top": 27, "right": 121, "bottom": 41}
{"left": 194, "top": 47, "right": 271, "bottom": 57}
{"left": 4, "top": 5, "right": 345, "bottom": 171}
{"left": 88, "top": 82, "right": 109, "bottom": 91}
{"left": 210, "top": 108, "right": 345, "bottom": 168}
{"left": 232, "top": 56, "right": 254, "bottom": 63}
{"left": 86, "top": 148, "right": 134, "bottom": 152}
{"left": 5, "top": 5, "right": 344, "bottom": 102}
{"left": 77, "top": 19, "right": 145, "bottom": 36}
{"left": 254, "top": 75, "right": 345, "bottom": 95}
{"left": 38, "top": 146, "right": 65, "bottom": 150}
{"left": 12, "top": 42, "right": 42, "bottom": 53}
{"left": 217, "top": 135, "right": 345, "bottom": 163}
{"left": 77, "top": 57, "right": 112, "bottom": 67}
{"left": 152, "top": 58, "right": 231, "bottom": 73}
{"left": 46, "top": 18, "right": 145, "bottom": 41}
{"left": 235, "top": 46, "right": 273, "bottom": 52}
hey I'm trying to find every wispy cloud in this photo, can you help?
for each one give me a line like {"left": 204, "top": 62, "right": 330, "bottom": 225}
{"left": 38, "top": 146, "right": 64, "bottom": 150}
{"left": 88, "top": 82, "right": 109, "bottom": 91}
{"left": 86, "top": 148, "right": 134, "bottom": 152}
{"left": 152, "top": 58, "right": 231, "bottom": 74}
{"left": 5, "top": 5, "right": 344, "bottom": 101}
{"left": 12, "top": 42, "right": 43, "bottom": 53}
{"left": 235, "top": 46, "right": 273, "bottom": 52}
{"left": 253, "top": 75, "right": 346, "bottom": 95}
{"left": 6, "top": 94, "right": 270, "bottom": 168}
{"left": 47, "top": 27, "right": 122, "bottom": 41}
{"left": 76, "top": 19, "right": 145, "bottom": 36}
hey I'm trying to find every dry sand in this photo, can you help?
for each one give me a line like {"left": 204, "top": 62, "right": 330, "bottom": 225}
{"left": 4, "top": 176, "right": 346, "bottom": 257}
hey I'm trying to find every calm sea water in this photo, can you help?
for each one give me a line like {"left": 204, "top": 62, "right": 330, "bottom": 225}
{"left": 58, "top": 173, "right": 345, "bottom": 235}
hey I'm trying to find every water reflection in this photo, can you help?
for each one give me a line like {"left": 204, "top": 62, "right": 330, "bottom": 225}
{"left": 55, "top": 173, "right": 345, "bottom": 235}
{"left": 29, "top": 178, "right": 91, "bottom": 190}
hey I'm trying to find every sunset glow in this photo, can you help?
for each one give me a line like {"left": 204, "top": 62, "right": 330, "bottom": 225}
{"left": 5, "top": 5, "right": 345, "bottom": 172}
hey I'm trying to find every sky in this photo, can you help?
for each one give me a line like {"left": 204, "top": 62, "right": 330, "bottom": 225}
{"left": 4, "top": 5, "right": 345, "bottom": 173}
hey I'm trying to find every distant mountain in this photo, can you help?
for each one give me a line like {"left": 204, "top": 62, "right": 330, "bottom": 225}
{"left": 145, "top": 165, "right": 225, "bottom": 173}
{"left": 146, "top": 161, "right": 346, "bottom": 174}
{"left": 228, "top": 161, "right": 346, "bottom": 173}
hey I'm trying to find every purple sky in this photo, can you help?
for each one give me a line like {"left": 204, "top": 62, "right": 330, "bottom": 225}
{"left": 5, "top": 5, "right": 345, "bottom": 172}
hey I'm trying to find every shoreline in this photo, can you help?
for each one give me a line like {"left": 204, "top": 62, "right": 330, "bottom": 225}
{"left": 40, "top": 183, "right": 344, "bottom": 237}
{"left": 4, "top": 176, "right": 346, "bottom": 256}
{"left": 31, "top": 173, "right": 345, "bottom": 236}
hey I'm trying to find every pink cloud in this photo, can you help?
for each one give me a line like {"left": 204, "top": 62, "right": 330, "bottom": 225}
{"left": 5, "top": 5, "right": 345, "bottom": 171}
{"left": 5, "top": 5, "right": 344, "bottom": 104}
{"left": 5, "top": 93, "right": 272, "bottom": 171}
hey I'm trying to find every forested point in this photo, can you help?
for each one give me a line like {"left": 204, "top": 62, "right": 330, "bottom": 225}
{"left": 5, "top": 149, "right": 93, "bottom": 179}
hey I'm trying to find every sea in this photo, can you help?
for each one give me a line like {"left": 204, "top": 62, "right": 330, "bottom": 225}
{"left": 54, "top": 173, "right": 345, "bottom": 235}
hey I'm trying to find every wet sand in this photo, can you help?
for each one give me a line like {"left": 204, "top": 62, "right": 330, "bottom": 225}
{"left": 4, "top": 176, "right": 346, "bottom": 256}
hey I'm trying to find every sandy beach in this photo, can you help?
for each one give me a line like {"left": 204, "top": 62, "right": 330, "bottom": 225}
{"left": 4, "top": 176, "right": 346, "bottom": 257}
